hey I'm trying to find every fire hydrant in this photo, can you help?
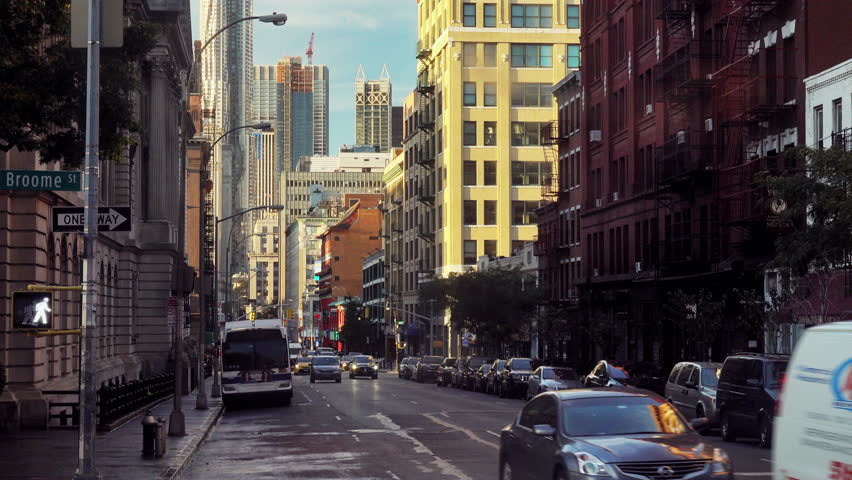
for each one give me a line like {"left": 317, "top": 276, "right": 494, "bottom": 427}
{"left": 141, "top": 411, "right": 166, "bottom": 458}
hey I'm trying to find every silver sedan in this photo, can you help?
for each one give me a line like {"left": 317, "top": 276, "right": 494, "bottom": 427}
{"left": 526, "top": 367, "right": 583, "bottom": 399}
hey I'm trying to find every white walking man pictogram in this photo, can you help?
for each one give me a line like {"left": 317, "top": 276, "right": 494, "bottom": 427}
{"left": 33, "top": 297, "right": 51, "bottom": 325}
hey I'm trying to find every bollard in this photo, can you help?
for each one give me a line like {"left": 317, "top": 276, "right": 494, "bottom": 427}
{"left": 156, "top": 417, "right": 167, "bottom": 457}
{"left": 141, "top": 411, "right": 158, "bottom": 458}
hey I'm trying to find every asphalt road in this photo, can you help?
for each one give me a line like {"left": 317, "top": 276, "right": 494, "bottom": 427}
{"left": 181, "top": 373, "right": 774, "bottom": 480}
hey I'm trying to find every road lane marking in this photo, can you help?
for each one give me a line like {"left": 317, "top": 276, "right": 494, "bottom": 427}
{"left": 335, "top": 416, "right": 342, "bottom": 421}
{"left": 422, "top": 413, "right": 500, "bottom": 450}
{"left": 326, "top": 403, "right": 331, "bottom": 408}
{"left": 486, "top": 430, "right": 500, "bottom": 438}
{"left": 391, "top": 394, "right": 397, "bottom": 397}
{"left": 440, "top": 412, "right": 450, "bottom": 418}
{"left": 369, "top": 414, "right": 473, "bottom": 480}
{"left": 760, "top": 459, "right": 773, "bottom": 463}
{"left": 410, "top": 400, "right": 419, "bottom": 405}
{"left": 385, "top": 471, "right": 401, "bottom": 480}
{"left": 735, "top": 474, "right": 772, "bottom": 478}
{"left": 495, "top": 401, "right": 508, "bottom": 406}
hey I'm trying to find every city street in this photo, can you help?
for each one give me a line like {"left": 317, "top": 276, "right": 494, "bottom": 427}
{"left": 182, "top": 374, "right": 773, "bottom": 480}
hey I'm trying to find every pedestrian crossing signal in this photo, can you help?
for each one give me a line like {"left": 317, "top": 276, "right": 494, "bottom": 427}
{"left": 12, "top": 291, "right": 54, "bottom": 330}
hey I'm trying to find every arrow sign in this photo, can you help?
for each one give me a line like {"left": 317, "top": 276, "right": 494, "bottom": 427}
{"left": 52, "top": 206, "right": 131, "bottom": 232}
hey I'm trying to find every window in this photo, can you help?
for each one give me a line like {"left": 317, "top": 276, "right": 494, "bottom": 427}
{"left": 484, "top": 239, "right": 497, "bottom": 257}
{"left": 484, "top": 83, "right": 497, "bottom": 106}
{"left": 484, "top": 200, "right": 497, "bottom": 224}
{"left": 832, "top": 98, "right": 842, "bottom": 133}
{"left": 511, "top": 83, "right": 552, "bottom": 107}
{"left": 463, "top": 161, "right": 477, "bottom": 185}
{"left": 567, "top": 44, "right": 580, "bottom": 68}
{"left": 511, "top": 122, "right": 544, "bottom": 146}
{"left": 484, "top": 121, "right": 497, "bottom": 145}
{"left": 511, "top": 4, "right": 552, "bottom": 28}
{"left": 484, "top": 3, "right": 497, "bottom": 27}
{"left": 484, "top": 43, "right": 497, "bottom": 66}
{"left": 483, "top": 161, "right": 497, "bottom": 185}
{"left": 511, "top": 162, "right": 551, "bottom": 185}
{"left": 566, "top": 4, "right": 580, "bottom": 28}
{"left": 464, "top": 200, "right": 477, "bottom": 224}
{"left": 463, "top": 82, "right": 476, "bottom": 106}
{"left": 814, "top": 105, "right": 824, "bottom": 149}
{"left": 511, "top": 44, "right": 552, "bottom": 67}
{"left": 463, "top": 121, "right": 477, "bottom": 146}
{"left": 463, "top": 240, "right": 477, "bottom": 264}
{"left": 463, "top": 43, "right": 477, "bottom": 66}
{"left": 512, "top": 201, "right": 539, "bottom": 224}
{"left": 463, "top": 3, "right": 476, "bottom": 27}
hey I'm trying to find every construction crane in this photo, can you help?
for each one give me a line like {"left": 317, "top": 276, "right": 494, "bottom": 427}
{"left": 306, "top": 32, "right": 315, "bottom": 66}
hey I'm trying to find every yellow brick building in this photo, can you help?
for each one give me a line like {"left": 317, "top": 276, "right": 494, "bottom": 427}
{"left": 415, "top": 0, "right": 581, "bottom": 277}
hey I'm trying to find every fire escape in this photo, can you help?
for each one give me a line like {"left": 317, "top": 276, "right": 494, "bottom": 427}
{"left": 534, "top": 121, "right": 563, "bottom": 260}
{"left": 415, "top": 42, "right": 436, "bottom": 282}
{"left": 203, "top": 168, "right": 216, "bottom": 327}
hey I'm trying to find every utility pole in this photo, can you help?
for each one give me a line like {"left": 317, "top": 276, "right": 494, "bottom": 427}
{"left": 75, "top": 0, "right": 101, "bottom": 478}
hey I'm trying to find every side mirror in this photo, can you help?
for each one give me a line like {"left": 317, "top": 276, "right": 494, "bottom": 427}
{"left": 689, "top": 417, "right": 710, "bottom": 432}
{"left": 533, "top": 424, "right": 556, "bottom": 437}
{"left": 685, "top": 381, "right": 698, "bottom": 389}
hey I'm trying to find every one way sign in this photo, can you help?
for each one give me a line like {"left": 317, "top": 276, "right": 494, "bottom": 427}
{"left": 52, "top": 206, "right": 132, "bottom": 232}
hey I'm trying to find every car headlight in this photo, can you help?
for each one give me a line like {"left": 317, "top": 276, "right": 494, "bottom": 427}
{"left": 712, "top": 448, "right": 731, "bottom": 474}
{"left": 373, "top": 365, "right": 379, "bottom": 369}
{"left": 573, "top": 452, "right": 611, "bottom": 477}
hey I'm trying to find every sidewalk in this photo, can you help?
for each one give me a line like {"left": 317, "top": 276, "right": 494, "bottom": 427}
{"left": 0, "top": 377, "right": 223, "bottom": 480}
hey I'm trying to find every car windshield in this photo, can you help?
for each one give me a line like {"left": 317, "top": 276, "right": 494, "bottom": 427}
{"left": 222, "top": 329, "right": 288, "bottom": 372}
{"left": 353, "top": 356, "right": 372, "bottom": 364}
{"left": 562, "top": 396, "right": 689, "bottom": 436}
{"left": 701, "top": 368, "right": 720, "bottom": 388}
{"left": 610, "top": 365, "right": 630, "bottom": 379}
{"left": 510, "top": 359, "right": 532, "bottom": 370}
{"left": 469, "top": 357, "right": 492, "bottom": 368}
{"left": 544, "top": 368, "right": 578, "bottom": 380}
{"left": 312, "top": 356, "right": 338, "bottom": 365}
{"left": 297, "top": 357, "right": 310, "bottom": 363}
{"left": 422, "top": 356, "right": 442, "bottom": 364}
{"left": 767, "top": 361, "right": 787, "bottom": 387}
{"left": 342, "top": 356, "right": 351, "bottom": 362}
{"left": 480, "top": 365, "right": 491, "bottom": 373}
{"left": 494, "top": 361, "right": 507, "bottom": 370}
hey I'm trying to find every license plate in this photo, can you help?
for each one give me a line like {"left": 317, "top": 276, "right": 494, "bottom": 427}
{"left": 521, "top": 376, "right": 528, "bottom": 381}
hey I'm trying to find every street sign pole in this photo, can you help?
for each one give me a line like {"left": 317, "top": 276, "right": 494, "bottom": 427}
{"left": 74, "top": 0, "right": 101, "bottom": 478}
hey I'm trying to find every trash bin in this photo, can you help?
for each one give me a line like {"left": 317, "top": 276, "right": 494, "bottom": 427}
{"left": 156, "top": 417, "right": 167, "bottom": 457}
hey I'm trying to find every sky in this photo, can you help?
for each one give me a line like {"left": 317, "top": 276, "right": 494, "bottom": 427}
{"left": 191, "top": 0, "right": 419, "bottom": 154}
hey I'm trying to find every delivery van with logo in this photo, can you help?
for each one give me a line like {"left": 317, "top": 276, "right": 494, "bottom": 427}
{"left": 773, "top": 321, "right": 852, "bottom": 480}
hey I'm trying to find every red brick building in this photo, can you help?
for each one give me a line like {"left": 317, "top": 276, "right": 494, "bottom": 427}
{"left": 564, "top": 0, "right": 852, "bottom": 366}
{"left": 316, "top": 194, "right": 382, "bottom": 350}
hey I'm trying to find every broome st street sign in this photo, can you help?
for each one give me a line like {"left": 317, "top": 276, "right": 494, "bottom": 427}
{"left": 0, "top": 169, "right": 82, "bottom": 191}
{"left": 52, "top": 206, "right": 132, "bottom": 232}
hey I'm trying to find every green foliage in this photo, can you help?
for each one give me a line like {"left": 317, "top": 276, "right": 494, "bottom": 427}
{"left": 419, "top": 267, "right": 541, "bottom": 355}
{"left": 0, "top": 1, "right": 157, "bottom": 169}
{"left": 766, "top": 145, "right": 852, "bottom": 274}
{"left": 255, "top": 305, "right": 279, "bottom": 320}
{"left": 340, "top": 300, "right": 372, "bottom": 353}
{"left": 664, "top": 289, "right": 727, "bottom": 361}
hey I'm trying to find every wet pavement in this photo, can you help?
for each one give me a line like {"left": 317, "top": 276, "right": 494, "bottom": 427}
{"left": 181, "top": 374, "right": 773, "bottom": 480}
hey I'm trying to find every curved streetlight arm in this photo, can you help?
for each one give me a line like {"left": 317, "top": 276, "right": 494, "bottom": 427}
{"left": 384, "top": 304, "right": 434, "bottom": 322}
{"left": 217, "top": 205, "right": 284, "bottom": 225}
{"left": 211, "top": 124, "right": 258, "bottom": 149}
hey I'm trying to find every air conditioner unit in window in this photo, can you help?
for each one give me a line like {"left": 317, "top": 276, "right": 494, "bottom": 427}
{"left": 590, "top": 130, "right": 602, "bottom": 142}
{"left": 612, "top": 191, "right": 619, "bottom": 201}
{"left": 635, "top": 261, "right": 642, "bottom": 273}
{"left": 705, "top": 117, "right": 713, "bottom": 132}
{"left": 677, "top": 130, "right": 687, "bottom": 144}
{"left": 595, "top": 198, "right": 603, "bottom": 207}
{"left": 645, "top": 104, "right": 653, "bottom": 115}
{"left": 593, "top": 268, "right": 600, "bottom": 277}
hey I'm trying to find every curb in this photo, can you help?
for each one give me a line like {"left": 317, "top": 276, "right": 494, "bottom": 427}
{"left": 159, "top": 402, "right": 224, "bottom": 480}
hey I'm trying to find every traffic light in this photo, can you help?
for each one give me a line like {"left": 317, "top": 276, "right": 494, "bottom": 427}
{"left": 249, "top": 311, "right": 256, "bottom": 322}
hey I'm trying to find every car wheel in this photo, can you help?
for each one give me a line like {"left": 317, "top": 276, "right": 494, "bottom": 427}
{"left": 498, "top": 383, "right": 506, "bottom": 398}
{"left": 310, "top": 377, "right": 315, "bottom": 383}
{"left": 720, "top": 412, "right": 737, "bottom": 442}
{"left": 373, "top": 374, "right": 378, "bottom": 380}
{"left": 499, "top": 457, "right": 513, "bottom": 480}
{"left": 554, "top": 467, "right": 569, "bottom": 480}
{"left": 350, "top": 374, "right": 355, "bottom": 379}
{"left": 758, "top": 415, "right": 772, "bottom": 449}
{"left": 335, "top": 378, "right": 341, "bottom": 383}
{"left": 280, "top": 395, "right": 291, "bottom": 407}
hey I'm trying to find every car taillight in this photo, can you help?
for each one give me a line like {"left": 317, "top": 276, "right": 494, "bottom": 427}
{"left": 775, "top": 372, "right": 787, "bottom": 416}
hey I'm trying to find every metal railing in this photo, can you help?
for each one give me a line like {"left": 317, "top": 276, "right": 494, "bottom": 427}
{"left": 97, "top": 373, "right": 174, "bottom": 428}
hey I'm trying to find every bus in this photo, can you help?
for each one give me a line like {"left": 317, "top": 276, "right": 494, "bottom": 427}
{"left": 220, "top": 319, "right": 293, "bottom": 407}
{"left": 316, "top": 347, "right": 335, "bottom": 356}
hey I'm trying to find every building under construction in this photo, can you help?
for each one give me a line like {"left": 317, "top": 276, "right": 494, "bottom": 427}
{"left": 535, "top": 0, "right": 852, "bottom": 367}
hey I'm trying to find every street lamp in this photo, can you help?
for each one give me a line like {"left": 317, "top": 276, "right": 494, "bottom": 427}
{"left": 210, "top": 204, "right": 283, "bottom": 398}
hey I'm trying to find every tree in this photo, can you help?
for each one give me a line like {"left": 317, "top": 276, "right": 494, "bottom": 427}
{"left": 419, "top": 266, "right": 541, "bottom": 355}
{"left": 340, "top": 299, "right": 372, "bottom": 354}
{"left": 536, "top": 304, "right": 576, "bottom": 364}
{"left": 663, "top": 289, "right": 726, "bottom": 361}
{"left": 255, "top": 305, "right": 279, "bottom": 320}
{"left": 0, "top": 1, "right": 157, "bottom": 169}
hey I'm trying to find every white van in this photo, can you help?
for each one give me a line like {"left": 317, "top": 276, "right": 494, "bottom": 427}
{"left": 772, "top": 321, "right": 852, "bottom": 480}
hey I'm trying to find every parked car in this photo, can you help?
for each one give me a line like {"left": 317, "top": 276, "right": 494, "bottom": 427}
{"left": 485, "top": 359, "right": 507, "bottom": 395}
{"left": 665, "top": 361, "right": 722, "bottom": 427}
{"left": 310, "top": 355, "right": 341, "bottom": 383}
{"left": 349, "top": 355, "right": 379, "bottom": 379}
{"left": 472, "top": 363, "right": 492, "bottom": 393}
{"left": 459, "top": 356, "right": 495, "bottom": 390}
{"left": 773, "top": 321, "right": 852, "bottom": 480}
{"left": 340, "top": 355, "right": 353, "bottom": 371}
{"left": 716, "top": 352, "right": 788, "bottom": 448}
{"left": 451, "top": 356, "right": 469, "bottom": 387}
{"left": 499, "top": 389, "right": 732, "bottom": 480}
{"left": 294, "top": 357, "right": 312, "bottom": 375}
{"left": 526, "top": 367, "right": 582, "bottom": 399}
{"left": 414, "top": 356, "right": 443, "bottom": 382}
{"left": 398, "top": 357, "right": 410, "bottom": 379}
{"left": 403, "top": 357, "right": 421, "bottom": 380}
{"left": 583, "top": 360, "right": 629, "bottom": 388}
{"left": 499, "top": 358, "right": 534, "bottom": 399}
{"left": 436, "top": 357, "right": 457, "bottom": 387}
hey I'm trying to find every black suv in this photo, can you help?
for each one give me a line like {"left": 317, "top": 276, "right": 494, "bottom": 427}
{"left": 485, "top": 359, "right": 507, "bottom": 395}
{"left": 716, "top": 353, "right": 788, "bottom": 448}
{"left": 414, "top": 356, "right": 443, "bottom": 382}
{"left": 459, "top": 356, "right": 495, "bottom": 390}
{"left": 498, "top": 358, "right": 534, "bottom": 398}
{"left": 437, "top": 357, "right": 458, "bottom": 387}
